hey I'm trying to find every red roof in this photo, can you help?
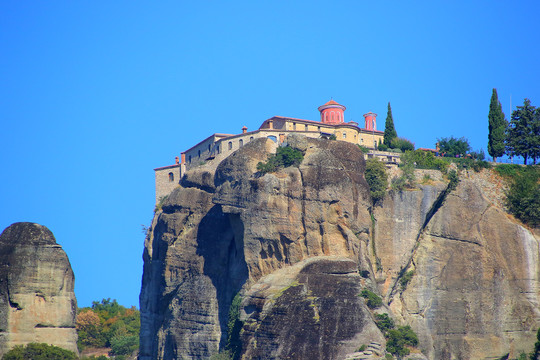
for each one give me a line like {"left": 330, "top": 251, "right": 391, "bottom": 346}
{"left": 324, "top": 99, "right": 341, "bottom": 106}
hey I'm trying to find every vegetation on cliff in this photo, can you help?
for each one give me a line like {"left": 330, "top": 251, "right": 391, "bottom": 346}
{"left": 365, "top": 158, "right": 388, "bottom": 203}
{"left": 76, "top": 298, "right": 140, "bottom": 358}
{"left": 256, "top": 145, "right": 304, "bottom": 174}
{"left": 496, "top": 164, "right": 540, "bottom": 226}
{"left": 2, "top": 343, "right": 77, "bottom": 360}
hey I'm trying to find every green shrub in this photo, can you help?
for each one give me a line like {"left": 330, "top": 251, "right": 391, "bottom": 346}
{"left": 356, "top": 344, "right": 367, "bottom": 352}
{"left": 401, "top": 150, "right": 448, "bottom": 172}
{"left": 400, "top": 270, "right": 414, "bottom": 289}
{"left": 375, "top": 313, "right": 395, "bottom": 333}
{"left": 358, "top": 144, "right": 370, "bottom": 154}
{"left": 391, "top": 176, "right": 407, "bottom": 191}
{"left": 378, "top": 140, "right": 388, "bottom": 151}
{"left": 110, "top": 335, "right": 138, "bottom": 355}
{"left": 391, "top": 137, "right": 415, "bottom": 152}
{"left": 360, "top": 289, "right": 383, "bottom": 309}
{"left": 505, "top": 168, "right": 540, "bottom": 226}
{"left": 225, "top": 293, "right": 243, "bottom": 359}
{"left": 421, "top": 174, "right": 432, "bottom": 184}
{"left": 494, "top": 164, "right": 524, "bottom": 177}
{"left": 447, "top": 170, "right": 459, "bottom": 191}
{"left": 386, "top": 325, "right": 418, "bottom": 358}
{"left": 365, "top": 158, "right": 388, "bottom": 203}
{"left": 329, "top": 134, "right": 337, "bottom": 140}
{"left": 257, "top": 146, "right": 304, "bottom": 174}
{"left": 3, "top": 343, "right": 77, "bottom": 360}
{"left": 209, "top": 350, "right": 234, "bottom": 360}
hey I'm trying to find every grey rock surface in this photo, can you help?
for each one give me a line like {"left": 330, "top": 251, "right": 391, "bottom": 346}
{"left": 0, "top": 222, "right": 77, "bottom": 357}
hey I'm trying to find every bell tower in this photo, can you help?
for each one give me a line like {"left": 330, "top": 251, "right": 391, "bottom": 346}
{"left": 318, "top": 99, "right": 346, "bottom": 124}
{"left": 363, "top": 112, "right": 377, "bottom": 131}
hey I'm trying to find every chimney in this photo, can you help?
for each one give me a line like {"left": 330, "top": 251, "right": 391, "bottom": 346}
{"left": 175, "top": 156, "right": 179, "bottom": 164}
{"left": 268, "top": 119, "right": 273, "bottom": 129}
{"left": 242, "top": 126, "right": 248, "bottom": 134}
{"left": 181, "top": 152, "right": 186, "bottom": 164}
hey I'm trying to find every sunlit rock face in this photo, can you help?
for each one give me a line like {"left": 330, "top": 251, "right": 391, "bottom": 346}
{"left": 0, "top": 222, "right": 78, "bottom": 357}
{"left": 140, "top": 135, "right": 540, "bottom": 360}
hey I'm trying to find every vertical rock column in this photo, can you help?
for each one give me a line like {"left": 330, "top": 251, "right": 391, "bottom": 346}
{"left": 0, "top": 222, "right": 78, "bottom": 357}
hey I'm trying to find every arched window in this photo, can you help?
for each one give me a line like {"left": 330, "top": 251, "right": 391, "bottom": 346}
{"left": 239, "top": 139, "right": 243, "bottom": 147}
{"left": 305, "top": 124, "right": 308, "bottom": 131}
{"left": 189, "top": 155, "right": 192, "bottom": 163}
{"left": 293, "top": 123, "right": 296, "bottom": 130}
{"left": 250, "top": 136, "right": 254, "bottom": 141}
{"left": 228, "top": 141, "right": 233, "bottom": 150}
{"left": 198, "top": 150, "right": 201, "bottom": 158}
{"left": 217, "top": 146, "right": 220, "bottom": 154}
{"left": 267, "top": 135, "right": 277, "bottom": 143}
{"left": 168, "top": 172, "right": 174, "bottom": 182}
{"left": 343, "top": 132, "right": 347, "bottom": 139}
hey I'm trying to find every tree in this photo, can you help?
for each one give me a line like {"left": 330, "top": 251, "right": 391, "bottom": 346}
{"left": 437, "top": 136, "right": 471, "bottom": 157}
{"left": 364, "top": 158, "right": 388, "bottom": 203}
{"left": 506, "top": 98, "right": 539, "bottom": 165}
{"left": 488, "top": 89, "right": 508, "bottom": 162}
{"left": 384, "top": 102, "right": 398, "bottom": 147}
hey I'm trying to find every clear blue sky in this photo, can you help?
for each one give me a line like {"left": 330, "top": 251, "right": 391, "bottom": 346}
{"left": 1, "top": 1, "right": 539, "bottom": 308}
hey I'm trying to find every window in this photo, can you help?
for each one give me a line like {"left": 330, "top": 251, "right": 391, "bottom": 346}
{"left": 267, "top": 135, "right": 277, "bottom": 143}
{"left": 293, "top": 123, "right": 296, "bottom": 130}
{"left": 208, "top": 144, "right": 211, "bottom": 152}
{"left": 318, "top": 126, "right": 321, "bottom": 132}
{"left": 168, "top": 172, "right": 174, "bottom": 182}
{"left": 305, "top": 124, "right": 308, "bottom": 131}
{"left": 360, "top": 138, "right": 364, "bottom": 144}
{"left": 250, "top": 136, "right": 254, "bottom": 141}
{"left": 343, "top": 132, "right": 347, "bottom": 139}
{"left": 217, "top": 146, "right": 220, "bottom": 154}
{"left": 198, "top": 150, "right": 201, "bottom": 158}
{"left": 228, "top": 141, "right": 233, "bottom": 150}
{"left": 189, "top": 155, "right": 192, "bottom": 163}
{"left": 239, "top": 139, "right": 243, "bottom": 147}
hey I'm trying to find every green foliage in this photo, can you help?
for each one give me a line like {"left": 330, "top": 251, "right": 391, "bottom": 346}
{"left": 209, "top": 350, "right": 234, "bottom": 360}
{"left": 391, "top": 176, "right": 407, "bottom": 191}
{"left": 384, "top": 102, "right": 398, "bottom": 147}
{"left": 470, "top": 148, "right": 486, "bottom": 161}
{"left": 488, "top": 89, "right": 508, "bottom": 162}
{"left": 401, "top": 150, "right": 449, "bottom": 172}
{"left": 360, "top": 289, "right": 383, "bottom": 309}
{"left": 358, "top": 144, "right": 370, "bottom": 154}
{"left": 3, "top": 343, "right": 77, "bottom": 360}
{"left": 506, "top": 98, "right": 540, "bottom": 164}
{"left": 329, "top": 134, "right": 337, "bottom": 140}
{"left": 386, "top": 325, "right": 418, "bottom": 359}
{"left": 447, "top": 170, "right": 459, "bottom": 191}
{"left": 365, "top": 158, "right": 388, "bottom": 203}
{"left": 225, "top": 293, "right": 243, "bottom": 359}
{"left": 110, "top": 335, "right": 138, "bottom": 356}
{"left": 495, "top": 164, "right": 525, "bottom": 177}
{"left": 378, "top": 139, "right": 389, "bottom": 151}
{"left": 390, "top": 137, "right": 414, "bottom": 152}
{"left": 518, "top": 352, "right": 528, "bottom": 360}
{"left": 77, "top": 298, "right": 140, "bottom": 352}
{"left": 505, "top": 167, "right": 540, "bottom": 226}
{"left": 530, "top": 327, "right": 540, "bottom": 360}
{"left": 437, "top": 136, "right": 471, "bottom": 157}
{"left": 256, "top": 146, "right": 304, "bottom": 174}
{"left": 356, "top": 344, "right": 367, "bottom": 352}
{"left": 375, "top": 313, "right": 395, "bottom": 333}
{"left": 400, "top": 270, "right": 414, "bottom": 289}
{"left": 421, "top": 174, "right": 432, "bottom": 184}
{"left": 154, "top": 195, "right": 169, "bottom": 212}
{"left": 385, "top": 354, "right": 394, "bottom": 360}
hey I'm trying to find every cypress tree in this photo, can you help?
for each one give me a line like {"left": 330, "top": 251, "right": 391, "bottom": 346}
{"left": 488, "top": 88, "right": 507, "bottom": 162}
{"left": 384, "top": 102, "right": 397, "bottom": 147}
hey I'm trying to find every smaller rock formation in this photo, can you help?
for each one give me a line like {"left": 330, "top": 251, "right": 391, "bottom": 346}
{"left": 0, "top": 222, "right": 78, "bottom": 357}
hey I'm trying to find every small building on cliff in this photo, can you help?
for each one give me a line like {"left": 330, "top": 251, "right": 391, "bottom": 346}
{"left": 154, "top": 100, "right": 388, "bottom": 203}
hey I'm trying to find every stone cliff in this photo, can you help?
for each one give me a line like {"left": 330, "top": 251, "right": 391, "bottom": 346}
{"left": 140, "top": 136, "right": 540, "bottom": 360}
{"left": 0, "top": 222, "right": 78, "bottom": 357}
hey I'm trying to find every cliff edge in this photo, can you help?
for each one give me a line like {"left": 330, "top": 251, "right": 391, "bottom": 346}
{"left": 140, "top": 136, "right": 540, "bottom": 360}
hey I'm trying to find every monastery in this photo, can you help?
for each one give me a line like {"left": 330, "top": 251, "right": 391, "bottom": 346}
{"left": 154, "top": 100, "right": 396, "bottom": 203}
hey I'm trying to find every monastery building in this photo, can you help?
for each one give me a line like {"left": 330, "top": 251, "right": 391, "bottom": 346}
{"left": 154, "top": 100, "right": 394, "bottom": 203}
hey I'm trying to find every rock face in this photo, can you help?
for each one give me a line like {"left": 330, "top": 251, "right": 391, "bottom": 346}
{"left": 140, "top": 136, "right": 540, "bottom": 360}
{"left": 0, "top": 222, "right": 78, "bottom": 357}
